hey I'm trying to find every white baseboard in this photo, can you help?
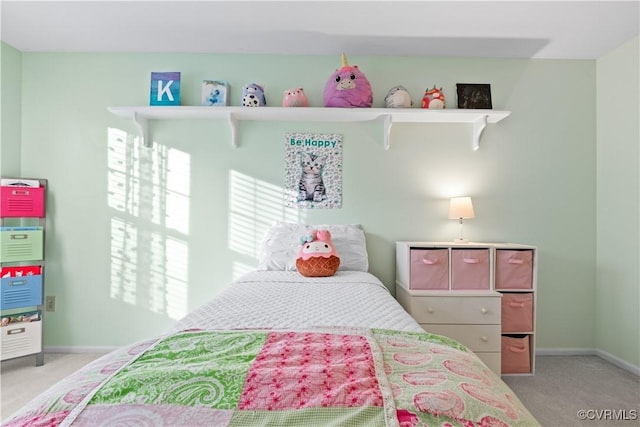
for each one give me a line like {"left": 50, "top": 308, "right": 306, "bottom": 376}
{"left": 536, "top": 347, "right": 640, "bottom": 376}
{"left": 594, "top": 348, "right": 640, "bottom": 376}
{"left": 44, "top": 345, "right": 117, "bottom": 354}
{"left": 536, "top": 347, "right": 596, "bottom": 356}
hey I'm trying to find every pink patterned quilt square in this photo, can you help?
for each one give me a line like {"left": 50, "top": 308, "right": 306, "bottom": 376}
{"left": 238, "top": 332, "right": 383, "bottom": 411}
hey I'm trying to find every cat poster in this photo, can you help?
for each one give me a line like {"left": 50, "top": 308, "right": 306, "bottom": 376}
{"left": 285, "top": 132, "right": 342, "bottom": 209}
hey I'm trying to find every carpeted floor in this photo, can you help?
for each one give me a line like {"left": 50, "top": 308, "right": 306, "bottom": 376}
{"left": 1, "top": 352, "right": 107, "bottom": 422}
{"left": 503, "top": 356, "right": 639, "bottom": 426}
{"left": 2, "top": 353, "right": 639, "bottom": 425}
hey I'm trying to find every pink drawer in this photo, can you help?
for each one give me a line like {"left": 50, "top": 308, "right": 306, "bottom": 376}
{"left": 495, "top": 250, "right": 533, "bottom": 289}
{"left": 502, "top": 335, "right": 531, "bottom": 374}
{"left": 502, "top": 293, "right": 534, "bottom": 333}
{"left": 410, "top": 248, "right": 449, "bottom": 290}
{"left": 451, "top": 248, "right": 490, "bottom": 290}
{"left": 0, "top": 186, "right": 45, "bottom": 218}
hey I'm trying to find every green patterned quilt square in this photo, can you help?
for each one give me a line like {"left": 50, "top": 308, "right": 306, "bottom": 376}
{"left": 90, "top": 331, "right": 267, "bottom": 409}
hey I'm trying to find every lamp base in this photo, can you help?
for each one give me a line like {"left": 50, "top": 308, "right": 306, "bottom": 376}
{"left": 453, "top": 238, "right": 471, "bottom": 243}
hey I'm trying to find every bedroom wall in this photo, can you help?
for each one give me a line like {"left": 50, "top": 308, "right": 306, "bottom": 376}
{"left": 595, "top": 36, "right": 640, "bottom": 370}
{"left": 15, "top": 52, "right": 600, "bottom": 358}
{"left": 0, "top": 42, "right": 22, "bottom": 176}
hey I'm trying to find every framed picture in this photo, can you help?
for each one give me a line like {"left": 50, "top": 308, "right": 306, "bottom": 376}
{"left": 285, "top": 132, "right": 342, "bottom": 209}
{"left": 202, "top": 80, "right": 229, "bottom": 106}
{"left": 456, "top": 83, "right": 492, "bottom": 109}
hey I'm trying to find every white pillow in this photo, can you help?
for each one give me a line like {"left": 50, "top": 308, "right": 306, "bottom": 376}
{"left": 257, "top": 222, "right": 369, "bottom": 272}
{"left": 256, "top": 222, "right": 306, "bottom": 271}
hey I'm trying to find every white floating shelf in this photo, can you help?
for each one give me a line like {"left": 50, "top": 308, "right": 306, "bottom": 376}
{"left": 107, "top": 106, "right": 510, "bottom": 150}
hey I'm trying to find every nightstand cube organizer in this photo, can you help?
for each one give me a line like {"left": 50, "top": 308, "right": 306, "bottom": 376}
{"left": 396, "top": 242, "right": 537, "bottom": 376}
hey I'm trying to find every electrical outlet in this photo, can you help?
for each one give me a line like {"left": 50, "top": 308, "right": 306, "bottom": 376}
{"left": 45, "top": 296, "right": 56, "bottom": 312}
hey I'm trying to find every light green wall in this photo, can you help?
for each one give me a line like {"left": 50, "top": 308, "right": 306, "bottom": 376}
{"left": 0, "top": 42, "right": 22, "bottom": 176}
{"left": 15, "top": 52, "right": 601, "bottom": 357}
{"left": 596, "top": 36, "right": 640, "bottom": 369}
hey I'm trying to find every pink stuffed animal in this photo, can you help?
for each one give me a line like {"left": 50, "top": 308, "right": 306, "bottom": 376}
{"left": 296, "top": 229, "right": 341, "bottom": 277}
{"left": 323, "top": 53, "right": 373, "bottom": 108}
{"left": 282, "top": 87, "right": 309, "bottom": 107}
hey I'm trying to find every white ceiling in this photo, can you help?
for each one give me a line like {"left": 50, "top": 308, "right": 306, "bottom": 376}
{"left": 2, "top": 1, "right": 638, "bottom": 59}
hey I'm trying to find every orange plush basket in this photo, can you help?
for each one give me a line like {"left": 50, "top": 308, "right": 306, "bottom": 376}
{"left": 296, "top": 255, "right": 340, "bottom": 277}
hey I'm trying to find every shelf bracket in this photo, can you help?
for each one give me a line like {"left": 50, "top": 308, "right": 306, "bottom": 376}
{"left": 471, "top": 114, "right": 488, "bottom": 151}
{"left": 228, "top": 112, "right": 239, "bottom": 148}
{"left": 379, "top": 114, "right": 393, "bottom": 150}
{"left": 132, "top": 112, "right": 150, "bottom": 148}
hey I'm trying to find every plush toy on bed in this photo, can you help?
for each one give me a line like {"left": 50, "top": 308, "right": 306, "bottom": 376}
{"left": 296, "top": 229, "right": 341, "bottom": 277}
{"left": 323, "top": 53, "right": 373, "bottom": 108}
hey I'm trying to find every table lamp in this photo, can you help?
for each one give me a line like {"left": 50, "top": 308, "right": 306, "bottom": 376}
{"left": 448, "top": 196, "right": 475, "bottom": 243}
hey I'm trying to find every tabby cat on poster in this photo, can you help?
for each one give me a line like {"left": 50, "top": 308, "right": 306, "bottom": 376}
{"left": 298, "top": 152, "right": 327, "bottom": 202}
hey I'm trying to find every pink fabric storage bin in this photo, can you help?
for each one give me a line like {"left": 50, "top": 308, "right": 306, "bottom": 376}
{"left": 409, "top": 248, "right": 449, "bottom": 290}
{"left": 502, "top": 293, "right": 534, "bottom": 333}
{"left": 501, "top": 335, "right": 531, "bottom": 374}
{"left": 495, "top": 249, "right": 533, "bottom": 289}
{"left": 451, "top": 248, "right": 490, "bottom": 290}
{"left": 0, "top": 186, "right": 45, "bottom": 218}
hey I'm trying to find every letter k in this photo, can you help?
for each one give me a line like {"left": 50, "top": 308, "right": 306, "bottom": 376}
{"left": 157, "top": 80, "right": 174, "bottom": 101}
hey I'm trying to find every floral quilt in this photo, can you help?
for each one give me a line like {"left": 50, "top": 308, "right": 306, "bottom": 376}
{"left": 2, "top": 328, "right": 539, "bottom": 427}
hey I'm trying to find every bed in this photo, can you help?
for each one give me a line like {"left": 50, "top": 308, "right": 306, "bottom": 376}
{"left": 2, "top": 223, "right": 539, "bottom": 427}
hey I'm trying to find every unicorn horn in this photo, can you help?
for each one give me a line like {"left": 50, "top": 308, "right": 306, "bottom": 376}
{"left": 341, "top": 52, "right": 349, "bottom": 67}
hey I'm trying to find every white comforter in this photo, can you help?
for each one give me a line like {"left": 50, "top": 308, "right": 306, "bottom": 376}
{"left": 173, "top": 270, "right": 424, "bottom": 333}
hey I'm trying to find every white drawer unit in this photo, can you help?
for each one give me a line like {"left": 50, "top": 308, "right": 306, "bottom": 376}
{"left": 396, "top": 293, "right": 500, "bottom": 324}
{"left": 396, "top": 241, "right": 537, "bottom": 376}
{"left": 424, "top": 324, "right": 501, "bottom": 352}
{"left": 396, "top": 286, "right": 502, "bottom": 374}
{"left": 1, "top": 321, "right": 43, "bottom": 361}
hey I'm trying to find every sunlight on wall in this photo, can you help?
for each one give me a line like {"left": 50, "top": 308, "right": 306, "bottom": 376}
{"left": 231, "top": 262, "right": 257, "bottom": 281}
{"left": 228, "top": 170, "right": 306, "bottom": 280}
{"left": 107, "top": 128, "right": 190, "bottom": 320}
{"left": 109, "top": 217, "right": 137, "bottom": 306}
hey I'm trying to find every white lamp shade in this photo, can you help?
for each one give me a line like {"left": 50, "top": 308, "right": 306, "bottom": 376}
{"left": 448, "top": 196, "right": 475, "bottom": 219}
